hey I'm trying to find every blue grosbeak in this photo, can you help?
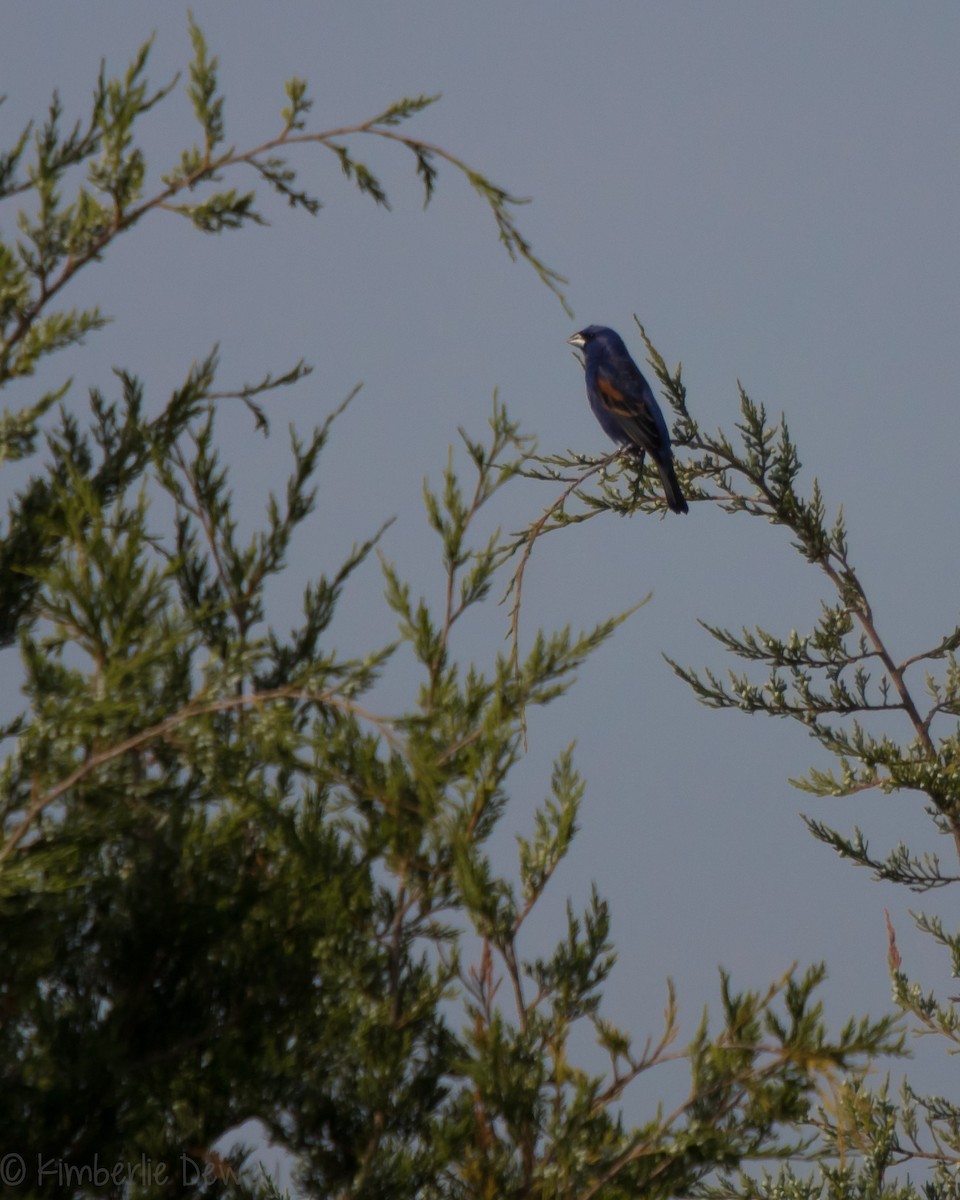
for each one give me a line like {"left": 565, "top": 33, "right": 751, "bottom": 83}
{"left": 568, "top": 325, "right": 688, "bottom": 514}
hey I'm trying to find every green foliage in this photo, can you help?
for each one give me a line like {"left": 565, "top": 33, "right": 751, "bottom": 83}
{"left": 519, "top": 317, "right": 960, "bottom": 1195}
{"left": 0, "top": 22, "right": 925, "bottom": 1200}
{"left": 186, "top": 14, "right": 226, "bottom": 155}
{"left": 1, "top": 16, "right": 570, "bottom": 397}
{"left": 0, "top": 360, "right": 895, "bottom": 1196}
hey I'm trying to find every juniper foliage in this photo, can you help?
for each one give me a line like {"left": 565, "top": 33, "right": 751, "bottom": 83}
{"left": 0, "top": 25, "right": 905, "bottom": 1200}
{"left": 523, "top": 318, "right": 960, "bottom": 1197}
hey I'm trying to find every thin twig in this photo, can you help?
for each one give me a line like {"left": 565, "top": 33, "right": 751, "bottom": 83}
{"left": 508, "top": 451, "right": 618, "bottom": 744}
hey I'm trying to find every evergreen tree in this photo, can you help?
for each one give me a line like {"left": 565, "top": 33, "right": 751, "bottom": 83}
{"left": 533, "top": 324, "right": 960, "bottom": 1198}
{"left": 0, "top": 21, "right": 910, "bottom": 1200}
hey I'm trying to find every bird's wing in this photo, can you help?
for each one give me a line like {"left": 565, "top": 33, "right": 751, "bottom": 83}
{"left": 595, "top": 373, "right": 667, "bottom": 454}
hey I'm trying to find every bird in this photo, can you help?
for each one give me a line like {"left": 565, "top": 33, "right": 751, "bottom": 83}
{"left": 567, "top": 325, "right": 688, "bottom": 514}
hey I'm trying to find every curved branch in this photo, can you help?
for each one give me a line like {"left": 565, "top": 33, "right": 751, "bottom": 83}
{"left": 1, "top": 684, "right": 397, "bottom": 863}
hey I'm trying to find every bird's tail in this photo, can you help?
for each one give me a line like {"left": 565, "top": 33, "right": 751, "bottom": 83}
{"left": 658, "top": 457, "right": 688, "bottom": 515}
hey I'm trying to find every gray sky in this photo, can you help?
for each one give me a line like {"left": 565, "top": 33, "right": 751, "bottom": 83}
{"left": 5, "top": 0, "right": 960, "bottom": 1171}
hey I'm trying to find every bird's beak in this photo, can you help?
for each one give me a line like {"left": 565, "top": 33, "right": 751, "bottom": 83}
{"left": 567, "top": 333, "right": 585, "bottom": 348}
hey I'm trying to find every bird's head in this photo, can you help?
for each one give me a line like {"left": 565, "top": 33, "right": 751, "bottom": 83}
{"left": 566, "top": 325, "right": 622, "bottom": 353}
